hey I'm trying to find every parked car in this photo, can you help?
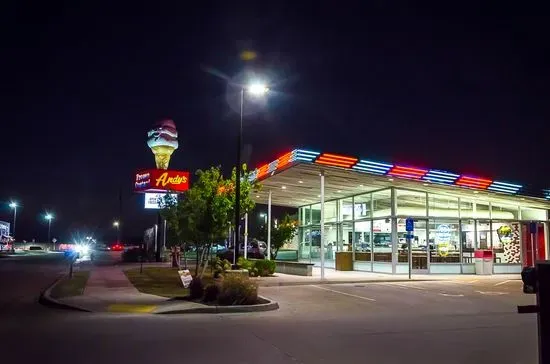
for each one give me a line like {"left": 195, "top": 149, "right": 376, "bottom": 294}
{"left": 239, "top": 240, "right": 267, "bottom": 258}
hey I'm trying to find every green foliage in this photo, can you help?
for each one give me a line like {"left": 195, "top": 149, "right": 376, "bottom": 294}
{"left": 237, "top": 257, "right": 275, "bottom": 277}
{"left": 258, "top": 214, "right": 299, "bottom": 259}
{"left": 253, "top": 259, "right": 276, "bottom": 276}
{"left": 189, "top": 277, "right": 204, "bottom": 299}
{"left": 217, "top": 275, "right": 258, "bottom": 306}
{"left": 213, "top": 257, "right": 232, "bottom": 278}
{"left": 203, "top": 283, "right": 220, "bottom": 303}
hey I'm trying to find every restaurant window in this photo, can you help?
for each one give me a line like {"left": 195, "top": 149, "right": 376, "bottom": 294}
{"left": 461, "top": 200, "right": 490, "bottom": 219}
{"left": 354, "top": 193, "right": 371, "bottom": 219}
{"left": 311, "top": 204, "right": 321, "bottom": 224}
{"left": 428, "top": 220, "right": 460, "bottom": 263}
{"left": 491, "top": 222, "right": 521, "bottom": 264}
{"left": 373, "top": 219, "right": 392, "bottom": 262}
{"left": 477, "top": 221, "right": 491, "bottom": 249}
{"left": 491, "top": 203, "right": 519, "bottom": 220}
{"left": 474, "top": 202, "right": 490, "bottom": 219}
{"left": 324, "top": 201, "right": 338, "bottom": 223}
{"left": 300, "top": 206, "right": 311, "bottom": 226}
{"left": 339, "top": 198, "right": 354, "bottom": 221}
{"left": 396, "top": 189, "right": 427, "bottom": 216}
{"left": 354, "top": 220, "right": 371, "bottom": 262}
{"left": 372, "top": 189, "right": 392, "bottom": 218}
{"left": 428, "top": 194, "right": 459, "bottom": 218}
{"left": 521, "top": 208, "right": 547, "bottom": 221}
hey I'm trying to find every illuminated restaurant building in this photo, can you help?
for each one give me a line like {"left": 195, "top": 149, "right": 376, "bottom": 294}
{"left": 250, "top": 149, "right": 550, "bottom": 275}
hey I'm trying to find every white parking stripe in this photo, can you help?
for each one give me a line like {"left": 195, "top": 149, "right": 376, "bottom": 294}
{"left": 494, "top": 280, "right": 516, "bottom": 286}
{"left": 311, "top": 285, "right": 376, "bottom": 302}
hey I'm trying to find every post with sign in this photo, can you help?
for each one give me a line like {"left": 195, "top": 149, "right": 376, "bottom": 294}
{"left": 406, "top": 218, "right": 414, "bottom": 280}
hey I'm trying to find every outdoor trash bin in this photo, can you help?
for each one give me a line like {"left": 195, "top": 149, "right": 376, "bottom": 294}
{"left": 474, "top": 249, "right": 493, "bottom": 275}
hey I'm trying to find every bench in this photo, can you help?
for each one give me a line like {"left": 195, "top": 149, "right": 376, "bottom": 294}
{"left": 274, "top": 261, "right": 314, "bottom": 276}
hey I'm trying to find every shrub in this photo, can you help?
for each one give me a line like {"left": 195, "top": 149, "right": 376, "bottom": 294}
{"left": 213, "top": 257, "right": 232, "bottom": 278}
{"left": 203, "top": 283, "right": 220, "bottom": 303}
{"left": 254, "top": 259, "right": 276, "bottom": 277}
{"left": 189, "top": 277, "right": 204, "bottom": 299}
{"left": 237, "top": 257, "right": 253, "bottom": 270}
{"left": 217, "top": 275, "right": 258, "bottom": 306}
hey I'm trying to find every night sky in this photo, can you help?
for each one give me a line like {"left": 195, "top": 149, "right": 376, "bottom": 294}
{"left": 1, "top": 2, "right": 549, "bottom": 242}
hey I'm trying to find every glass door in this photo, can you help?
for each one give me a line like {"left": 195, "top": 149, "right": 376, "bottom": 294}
{"left": 397, "top": 218, "right": 428, "bottom": 273}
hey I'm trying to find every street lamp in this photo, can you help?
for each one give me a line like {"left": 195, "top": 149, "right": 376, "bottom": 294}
{"left": 234, "top": 82, "right": 269, "bottom": 264}
{"left": 9, "top": 202, "right": 17, "bottom": 252}
{"left": 45, "top": 213, "right": 53, "bottom": 243}
{"left": 113, "top": 221, "right": 120, "bottom": 243}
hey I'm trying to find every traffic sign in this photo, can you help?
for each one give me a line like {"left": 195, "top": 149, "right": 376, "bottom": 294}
{"left": 406, "top": 218, "right": 414, "bottom": 232}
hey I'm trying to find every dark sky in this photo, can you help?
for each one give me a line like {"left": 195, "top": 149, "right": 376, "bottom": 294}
{"left": 1, "top": 2, "right": 549, "bottom": 242}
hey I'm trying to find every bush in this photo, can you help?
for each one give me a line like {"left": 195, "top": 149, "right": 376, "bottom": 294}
{"left": 189, "top": 277, "right": 204, "bottom": 299}
{"left": 237, "top": 257, "right": 253, "bottom": 270}
{"left": 213, "top": 257, "right": 232, "bottom": 278}
{"left": 254, "top": 259, "right": 276, "bottom": 277}
{"left": 217, "top": 275, "right": 258, "bottom": 306}
{"left": 203, "top": 283, "right": 220, "bottom": 303}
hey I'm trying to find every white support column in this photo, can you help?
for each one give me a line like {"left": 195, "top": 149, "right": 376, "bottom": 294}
{"left": 320, "top": 170, "right": 326, "bottom": 280}
{"left": 267, "top": 190, "right": 272, "bottom": 260}
{"left": 244, "top": 213, "right": 248, "bottom": 259}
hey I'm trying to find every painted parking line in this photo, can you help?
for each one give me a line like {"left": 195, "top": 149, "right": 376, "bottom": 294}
{"left": 311, "top": 285, "right": 376, "bottom": 302}
{"left": 494, "top": 280, "right": 520, "bottom": 286}
{"left": 107, "top": 304, "right": 158, "bottom": 313}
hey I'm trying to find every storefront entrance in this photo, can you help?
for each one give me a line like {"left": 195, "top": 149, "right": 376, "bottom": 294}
{"left": 397, "top": 218, "right": 429, "bottom": 273}
{"left": 521, "top": 222, "right": 547, "bottom": 267}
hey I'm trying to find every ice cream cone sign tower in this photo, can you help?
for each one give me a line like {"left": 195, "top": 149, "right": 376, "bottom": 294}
{"left": 134, "top": 119, "right": 190, "bottom": 207}
{"left": 147, "top": 119, "right": 179, "bottom": 170}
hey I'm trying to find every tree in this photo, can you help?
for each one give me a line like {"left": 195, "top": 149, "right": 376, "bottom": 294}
{"left": 258, "top": 214, "right": 298, "bottom": 260}
{"left": 159, "top": 165, "right": 259, "bottom": 276}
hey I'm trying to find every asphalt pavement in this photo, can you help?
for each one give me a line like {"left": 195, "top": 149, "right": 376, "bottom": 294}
{"left": 0, "top": 254, "right": 540, "bottom": 364}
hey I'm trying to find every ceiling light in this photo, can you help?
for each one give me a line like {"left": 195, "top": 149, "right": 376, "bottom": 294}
{"left": 388, "top": 178, "right": 394, "bottom": 182}
{"left": 317, "top": 195, "right": 321, "bottom": 198}
{"left": 473, "top": 191, "right": 479, "bottom": 194}
{"left": 423, "top": 183, "right": 429, "bottom": 186}
{"left": 337, "top": 190, "right": 341, "bottom": 193}
{"left": 281, "top": 186, "right": 286, "bottom": 189}
{"left": 256, "top": 195, "right": 260, "bottom": 198}
{"left": 359, "top": 184, "right": 364, "bottom": 187}
{"left": 298, "top": 180, "right": 303, "bottom": 184}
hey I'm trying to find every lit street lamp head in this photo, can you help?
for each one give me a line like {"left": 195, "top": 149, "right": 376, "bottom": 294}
{"left": 9, "top": 202, "right": 17, "bottom": 208}
{"left": 113, "top": 221, "right": 120, "bottom": 227}
{"left": 247, "top": 83, "right": 269, "bottom": 95}
{"left": 45, "top": 213, "right": 53, "bottom": 221}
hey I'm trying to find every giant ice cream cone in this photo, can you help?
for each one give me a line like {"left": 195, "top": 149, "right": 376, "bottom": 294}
{"left": 147, "top": 119, "right": 179, "bottom": 170}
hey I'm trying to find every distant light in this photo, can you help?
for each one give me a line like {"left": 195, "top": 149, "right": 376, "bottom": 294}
{"left": 45, "top": 213, "right": 53, "bottom": 220}
{"left": 337, "top": 190, "right": 342, "bottom": 193}
{"left": 113, "top": 221, "right": 120, "bottom": 227}
{"left": 423, "top": 183, "right": 429, "bottom": 186}
{"left": 9, "top": 202, "right": 17, "bottom": 208}
{"left": 388, "top": 178, "right": 394, "bottom": 182}
{"left": 248, "top": 83, "right": 269, "bottom": 95}
{"left": 281, "top": 186, "right": 287, "bottom": 189}
{"left": 473, "top": 191, "right": 479, "bottom": 194}
{"left": 359, "top": 184, "right": 364, "bottom": 187}
{"left": 298, "top": 180, "right": 303, "bottom": 184}
{"left": 256, "top": 195, "right": 260, "bottom": 198}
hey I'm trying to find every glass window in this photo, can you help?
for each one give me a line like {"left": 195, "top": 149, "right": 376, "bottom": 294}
{"left": 309, "top": 227, "right": 321, "bottom": 259}
{"left": 396, "top": 189, "right": 426, "bottom": 216}
{"left": 428, "top": 220, "right": 460, "bottom": 263}
{"left": 428, "top": 194, "right": 459, "bottom": 218}
{"left": 521, "top": 207, "right": 547, "bottom": 221}
{"left": 300, "top": 206, "right": 311, "bottom": 226}
{"left": 492, "top": 222, "right": 521, "bottom": 264}
{"left": 477, "top": 221, "right": 491, "bottom": 249}
{"left": 324, "top": 201, "right": 338, "bottom": 223}
{"left": 338, "top": 222, "right": 353, "bottom": 252}
{"left": 372, "top": 189, "right": 392, "bottom": 218}
{"left": 491, "top": 203, "right": 519, "bottom": 220}
{"left": 373, "top": 219, "right": 392, "bottom": 262}
{"left": 462, "top": 200, "right": 490, "bottom": 219}
{"left": 325, "top": 224, "right": 337, "bottom": 260}
{"left": 461, "top": 220, "right": 476, "bottom": 263}
{"left": 354, "top": 193, "right": 371, "bottom": 219}
{"left": 298, "top": 227, "right": 311, "bottom": 260}
{"left": 311, "top": 204, "right": 321, "bottom": 224}
{"left": 354, "top": 220, "right": 371, "bottom": 261}
{"left": 339, "top": 198, "right": 353, "bottom": 221}
{"left": 396, "top": 219, "right": 428, "bottom": 269}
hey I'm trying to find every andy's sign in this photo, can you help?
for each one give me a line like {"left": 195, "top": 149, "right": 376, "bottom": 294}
{"left": 134, "top": 169, "right": 190, "bottom": 193}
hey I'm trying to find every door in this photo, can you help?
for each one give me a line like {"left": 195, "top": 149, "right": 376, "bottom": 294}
{"left": 397, "top": 218, "right": 428, "bottom": 273}
{"left": 522, "top": 222, "right": 547, "bottom": 267}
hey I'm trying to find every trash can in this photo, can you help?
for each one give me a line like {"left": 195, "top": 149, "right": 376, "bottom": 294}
{"left": 475, "top": 249, "right": 493, "bottom": 275}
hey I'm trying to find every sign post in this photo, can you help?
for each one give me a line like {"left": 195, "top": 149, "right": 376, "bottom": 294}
{"left": 406, "top": 218, "right": 414, "bottom": 280}
{"left": 530, "top": 222, "right": 538, "bottom": 266}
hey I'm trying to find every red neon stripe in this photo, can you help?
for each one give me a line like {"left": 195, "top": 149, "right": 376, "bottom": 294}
{"left": 456, "top": 182, "right": 491, "bottom": 189}
{"left": 458, "top": 177, "right": 493, "bottom": 184}
{"left": 256, "top": 164, "right": 270, "bottom": 178}
{"left": 321, "top": 153, "right": 358, "bottom": 162}
{"left": 315, "top": 160, "right": 354, "bottom": 168}
{"left": 277, "top": 152, "right": 293, "bottom": 168}
{"left": 390, "top": 165, "right": 428, "bottom": 174}
{"left": 317, "top": 156, "right": 358, "bottom": 164}
{"left": 390, "top": 169, "right": 426, "bottom": 176}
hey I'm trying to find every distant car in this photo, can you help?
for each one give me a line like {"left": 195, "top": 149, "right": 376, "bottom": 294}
{"left": 109, "top": 243, "right": 124, "bottom": 251}
{"left": 239, "top": 240, "right": 267, "bottom": 258}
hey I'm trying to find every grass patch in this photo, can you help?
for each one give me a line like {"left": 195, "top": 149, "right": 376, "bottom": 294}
{"left": 124, "top": 267, "right": 215, "bottom": 298}
{"left": 50, "top": 271, "right": 90, "bottom": 299}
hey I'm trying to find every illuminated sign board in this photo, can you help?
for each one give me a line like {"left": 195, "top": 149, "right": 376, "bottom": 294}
{"left": 144, "top": 193, "right": 178, "bottom": 209}
{"left": 134, "top": 169, "right": 190, "bottom": 193}
{"left": 0, "top": 221, "right": 10, "bottom": 238}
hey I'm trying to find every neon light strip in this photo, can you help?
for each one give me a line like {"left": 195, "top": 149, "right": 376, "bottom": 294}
{"left": 457, "top": 176, "right": 492, "bottom": 184}
{"left": 352, "top": 166, "right": 388, "bottom": 174}
{"left": 490, "top": 181, "right": 522, "bottom": 188}
{"left": 267, "top": 160, "right": 279, "bottom": 173}
{"left": 256, "top": 164, "right": 270, "bottom": 178}
{"left": 321, "top": 153, "right": 358, "bottom": 162}
{"left": 389, "top": 165, "right": 427, "bottom": 179}
{"left": 390, "top": 172, "right": 426, "bottom": 179}
{"left": 353, "top": 165, "right": 389, "bottom": 173}
{"left": 423, "top": 176, "right": 455, "bottom": 184}
{"left": 487, "top": 186, "right": 519, "bottom": 194}
{"left": 316, "top": 160, "right": 354, "bottom": 168}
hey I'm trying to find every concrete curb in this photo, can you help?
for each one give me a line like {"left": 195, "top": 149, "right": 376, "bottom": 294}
{"left": 155, "top": 296, "right": 279, "bottom": 314}
{"left": 255, "top": 278, "right": 441, "bottom": 287}
{"left": 39, "top": 275, "right": 92, "bottom": 313}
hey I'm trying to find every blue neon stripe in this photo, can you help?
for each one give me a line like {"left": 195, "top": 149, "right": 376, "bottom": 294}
{"left": 357, "top": 160, "right": 394, "bottom": 168}
{"left": 488, "top": 186, "right": 519, "bottom": 194}
{"left": 423, "top": 177, "right": 455, "bottom": 184}
{"left": 352, "top": 166, "right": 388, "bottom": 174}
{"left": 490, "top": 181, "right": 522, "bottom": 188}
{"left": 353, "top": 164, "right": 390, "bottom": 172}
{"left": 426, "top": 170, "right": 460, "bottom": 178}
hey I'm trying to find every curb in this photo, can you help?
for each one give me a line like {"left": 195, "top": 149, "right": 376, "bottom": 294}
{"left": 39, "top": 275, "right": 92, "bottom": 313}
{"left": 254, "top": 278, "right": 441, "bottom": 287}
{"left": 155, "top": 296, "right": 279, "bottom": 314}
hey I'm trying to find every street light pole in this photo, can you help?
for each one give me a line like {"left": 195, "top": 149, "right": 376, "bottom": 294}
{"left": 234, "top": 88, "right": 244, "bottom": 265}
{"left": 9, "top": 202, "right": 17, "bottom": 253}
{"left": 48, "top": 219, "right": 52, "bottom": 243}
